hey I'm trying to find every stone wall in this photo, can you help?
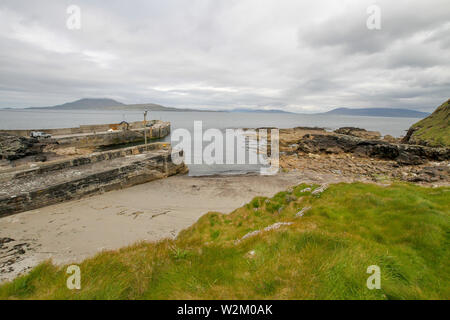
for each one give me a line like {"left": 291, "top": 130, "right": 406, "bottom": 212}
{"left": 0, "top": 148, "right": 187, "bottom": 217}
{"left": 0, "top": 120, "right": 152, "bottom": 137}
{"left": 54, "top": 123, "right": 170, "bottom": 149}
{"left": 1, "top": 143, "right": 166, "bottom": 181}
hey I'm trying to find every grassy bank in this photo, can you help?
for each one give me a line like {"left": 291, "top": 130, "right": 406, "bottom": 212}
{"left": 405, "top": 99, "right": 450, "bottom": 147}
{"left": 1, "top": 182, "right": 449, "bottom": 300}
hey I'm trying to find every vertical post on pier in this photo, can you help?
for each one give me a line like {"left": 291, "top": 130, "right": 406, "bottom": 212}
{"left": 144, "top": 110, "right": 148, "bottom": 151}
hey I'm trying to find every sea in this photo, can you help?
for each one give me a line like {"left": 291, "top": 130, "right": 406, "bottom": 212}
{"left": 0, "top": 109, "right": 419, "bottom": 176}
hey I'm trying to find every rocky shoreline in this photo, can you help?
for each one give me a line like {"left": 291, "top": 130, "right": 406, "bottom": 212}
{"left": 279, "top": 127, "right": 449, "bottom": 185}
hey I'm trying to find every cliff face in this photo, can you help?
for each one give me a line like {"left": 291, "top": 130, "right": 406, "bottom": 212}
{"left": 402, "top": 99, "right": 450, "bottom": 147}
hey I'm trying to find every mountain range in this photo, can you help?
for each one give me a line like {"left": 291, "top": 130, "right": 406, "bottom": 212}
{"left": 322, "top": 107, "right": 430, "bottom": 118}
{"left": 11, "top": 98, "right": 431, "bottom": 118}
{"left": 29, "top": 98, "right": 198, "bottom": 112}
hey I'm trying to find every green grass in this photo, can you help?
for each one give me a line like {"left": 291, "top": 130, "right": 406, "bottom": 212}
{"left": 1, "top": 183, "right": 449, "bottom": 300}
{"left": 407, "top": 99, "right": 450, "bottom": 147}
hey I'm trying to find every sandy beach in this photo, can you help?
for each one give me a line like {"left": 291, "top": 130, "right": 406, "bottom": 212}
{"left": 0, "top": 169, "right": 358, "bottom": 283}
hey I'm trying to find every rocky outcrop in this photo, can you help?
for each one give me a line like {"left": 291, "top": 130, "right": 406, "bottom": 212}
{"left": 280, "top": 151, "right": 449, "bottom": 185}
{"left": 296, "top": 133, "right": 450, "bottom": 165}
{"left": 0, "top": 133, "right": 43, "bottom": 161}
{"left": 334, "top": 127, "right": 381, "bottom": 140}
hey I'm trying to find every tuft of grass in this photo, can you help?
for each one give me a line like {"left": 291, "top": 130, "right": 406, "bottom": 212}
{"left": 0, "top": 182, "right": 449, "bottom": 300}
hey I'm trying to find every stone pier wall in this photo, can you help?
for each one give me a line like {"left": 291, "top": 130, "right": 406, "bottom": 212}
{"left": 54, "top": 123, "right": 170, "bottom": 149}
{"left": 0, "top": 120, "right": 156, "bottom": 137}
{"left": 0, "top": 147, "right": 187, "bottom": 217}
{"left": 1, "top": 143, "right": 166, "bottom": 181}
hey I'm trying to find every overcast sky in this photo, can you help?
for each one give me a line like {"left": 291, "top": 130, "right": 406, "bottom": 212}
{"left": 0, "top": 0, "right": 449, "bottom": 112}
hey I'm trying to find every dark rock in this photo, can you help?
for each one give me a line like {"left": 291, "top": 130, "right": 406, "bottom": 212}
{"left": 293, "top": 126, "right": 326, "bottom": 132}
{"left": 0, "top": 237, "right": 14, "bottom": 246}
{"left": 401, "top": 127, "right": 418, "bottom": 144}
{"left": 334, "top": 127, "right": 381, "bottom": 140}
{"left": 298, "top": 133, "right": 450, "bottom": 165}
{"left": 0, "top": 133, "right": 43, "bottom": 161}
{"left": 396, "top": 152, "right": 423, "bottom": 165}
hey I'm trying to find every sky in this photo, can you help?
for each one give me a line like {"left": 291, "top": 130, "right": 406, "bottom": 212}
{"left": 0, "top": 0, "right": 449, "bottom": 112}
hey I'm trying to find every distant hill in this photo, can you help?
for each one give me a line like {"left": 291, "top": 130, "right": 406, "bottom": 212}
{"left": 28, "top": 98, "right": 212, "bottom": 112}
{"left": 322, "top": 107, "right": 430, "bottom": 118}
{"left": 229, "top": 108, "right": 293, "bottom": 114}
{"left": 402, "top": 99, "right": 450, "bottom": 147}
{"left": 34, "top": 98, "right": 125, "bottom": 110}
{"left": 14, "top": 99, "right": 435, "bottom": 119}
{"left": 29, "top": 99, "right": 286, "bottom": 113}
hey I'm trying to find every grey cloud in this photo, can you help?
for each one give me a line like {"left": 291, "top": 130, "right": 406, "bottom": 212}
{"left": 300, "top": 0, "right": 450, "bottom": 55}
{"left": 0, "top": 0, "right": 449, "bottom": 112}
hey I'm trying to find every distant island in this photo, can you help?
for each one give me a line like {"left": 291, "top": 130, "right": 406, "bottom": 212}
{"left": 35, "top": 98, "right": 126, "bottom": 109}
{"left": 228, "top": 108, "right": 293, "bottom": 114}
{"left": 322, "top": 107, "right": 430, "bottom": 118}
{"left": 0, "top": 98, "right": 431, "bottom": 118}
{"left": 27, "top": 99, "right": 292, "bottom": 114}
{"left": 28, "top": 98, "right": 209, "bottom": 112}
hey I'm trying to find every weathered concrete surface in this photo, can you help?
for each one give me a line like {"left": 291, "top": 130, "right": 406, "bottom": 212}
{"left": 0, "top": 146, "right": 187, "bottom": 217}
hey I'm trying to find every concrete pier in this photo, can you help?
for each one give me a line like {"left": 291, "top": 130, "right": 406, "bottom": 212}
{"left": 0, "top": 143, "right": 187, "bottom": 217}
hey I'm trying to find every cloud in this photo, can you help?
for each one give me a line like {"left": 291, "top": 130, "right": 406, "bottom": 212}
{"left": 0, "top": 0, "right": 449, "bottom": 112}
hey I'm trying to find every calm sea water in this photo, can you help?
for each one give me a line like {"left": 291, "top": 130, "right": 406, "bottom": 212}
{"left": 0, "top": 109, "right": 420, "bottom": 176}
{"left": 0, "top": 109, "right": 418, "bottom": 136}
